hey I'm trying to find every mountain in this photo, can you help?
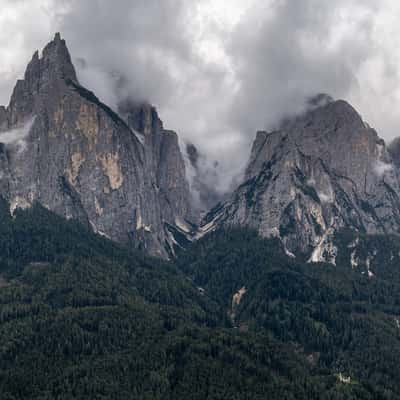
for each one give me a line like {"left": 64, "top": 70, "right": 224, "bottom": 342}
{"left": 0, "top": 33, "right": 192, "bottom": 258}
{"left": 4, "top": 34, "right": 397, "bottom": 263}
{"left": 2, "top": 33, "right": 400, "bottom": 396}
{"left": 201, "top": 94, "right": 400, "bottom": 262}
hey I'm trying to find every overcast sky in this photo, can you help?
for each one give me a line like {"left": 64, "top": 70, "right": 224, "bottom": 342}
{"left": 1, "top": 0, "right": 400, "bottom": 191}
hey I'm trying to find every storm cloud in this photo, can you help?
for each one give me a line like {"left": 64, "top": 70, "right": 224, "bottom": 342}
{"left": 1, "top": 0, "right": 400, "bottom": 191}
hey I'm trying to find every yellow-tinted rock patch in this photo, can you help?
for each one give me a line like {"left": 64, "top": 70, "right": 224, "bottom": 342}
{"left": 75, "top": 103, "right": 99, "bottom": 149}
{"left": 100, "top": 153, "right": 123, "bottom": 190}
{"left": 66, "top": 151, "right": 85, "bottom": 185}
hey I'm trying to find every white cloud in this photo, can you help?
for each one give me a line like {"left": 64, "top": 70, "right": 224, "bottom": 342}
{"left": 373, "top": 160, "right": 394, "bottom": 177}
{"left": 0, "top": 116, "right": 35, "bottom": 145}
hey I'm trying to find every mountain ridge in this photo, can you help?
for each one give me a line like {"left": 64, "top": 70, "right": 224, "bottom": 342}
{"left": 3, "top": 34, "right": 400, "bottom": 262}
{"left": 200, "top": 96, "right": 400, "bottom": 262}
{"left": 3, "top": 34, "right": 400, "bottom": 398}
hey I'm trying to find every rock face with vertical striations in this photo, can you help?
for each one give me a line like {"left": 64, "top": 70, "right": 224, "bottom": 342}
{"left": 0, "top": 33, "right": 193, "bottom": 258}
{"left": 388, "top": 137, "right": 400, "bottom": 169}
{"left": 201, "top": 95, "right": 400, "bottom": 262}
{"left": 5, "top": 34, "right": 400, "bottom": 262}
{"left": 119, "top": 101, "right": 192, "bottom": 224}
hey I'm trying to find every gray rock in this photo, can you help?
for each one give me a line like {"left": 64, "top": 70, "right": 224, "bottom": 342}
{"left": 201, "top": 97, "right": 400, "bottom": 262}
{"left": 0, "top": 33, "right": 193, "bottom": 258}
{"left": 0, "top": 106, "right": 7, "bottom": 130}
{"left": 388, "top": 137, "right": 400, "bottom": 169}
{"left": 120, "top": 101, "right": 192, "bottom": 224}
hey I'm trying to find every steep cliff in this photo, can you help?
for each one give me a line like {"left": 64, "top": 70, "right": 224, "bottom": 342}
{"left": 0, "top": 33, "right": 192, "bottom": 258}
{"left": 201, "top": 95, "right": 400, "bottom": 262}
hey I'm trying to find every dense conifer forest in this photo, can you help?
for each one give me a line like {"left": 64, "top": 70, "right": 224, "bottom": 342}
{"left": 1, "top": 202, "right": 400, "bottom": 399}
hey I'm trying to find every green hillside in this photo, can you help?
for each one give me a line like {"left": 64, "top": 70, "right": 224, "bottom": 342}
{"left": 0, "top": 203, "right": 398, "bottom": 399}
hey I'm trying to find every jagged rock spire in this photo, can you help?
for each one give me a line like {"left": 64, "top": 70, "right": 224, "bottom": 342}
{"left": 39, "top": 32, "right": 78, "bottom": 83}
{"left": 7, "top": 33, "right": 78, "bottom": 124}
{"left": 0, "top": 34, "right": 193, "bottom": 258}
{"left": 119, "top": 100, "right": 164, "bottom": 136}
{"left": 22, "top": 32, "right": 78, "bottom": 89}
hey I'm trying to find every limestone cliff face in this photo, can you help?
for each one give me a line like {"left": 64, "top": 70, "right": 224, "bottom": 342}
{"left": 0, "top": 34, "right": 192, "bottom": 258}
{"left": 201, "top": 96, "right": 400, "bottom": 262}
{"left": 121, "top": 102, "right": 192, "bottom": 224}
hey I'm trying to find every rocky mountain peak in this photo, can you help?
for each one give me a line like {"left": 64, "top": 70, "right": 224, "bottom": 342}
{"left": 39, "top": 32, "right": 78, "bottom": 83}
{"left": 201, "top": 95, "right": 400, "bottom": 263}
{"left": 0, "top": 34, "right": 193, "bottom": 258}
{"left": 119, "top": 100, "right": 163, "bottom": 136}
{"left": 280, "top": 97, "right": 366, "bottom": 139}
{"left": 6, "top": 34, "right": 400, "bottom": 263}
{"left": 7, "top": 33, "right": 78, "bottom": 126}
{"left": 306, "top": 93, "right": 334, "bottom": 108}
{"left": 20, "top": 32, "right": 77, "bottom": 92}
{"left": 247, "top": 97, "right": 381, "bottom": 187}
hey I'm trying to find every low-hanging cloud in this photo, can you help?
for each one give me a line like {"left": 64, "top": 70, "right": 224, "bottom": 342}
{"left": 228, "top": 1, "right": 377, "bottom": 132}
{"left": 2, "top": 0, "right": 400, "bottom": 193}
{"left": 0, "top": 117, "right": 35, "bottom": 144}
{"left": 373, "top": 160, "right": 394, "bottom": 177}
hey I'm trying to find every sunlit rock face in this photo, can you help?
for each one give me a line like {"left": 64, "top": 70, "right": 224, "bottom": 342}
{"left": 202, "top": 95, "right": 400, "bottom": 261}
{"left": 0, "top": 34, "right": 193, "bottom": 258}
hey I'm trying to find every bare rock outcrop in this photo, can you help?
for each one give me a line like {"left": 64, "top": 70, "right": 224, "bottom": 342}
{"left": 0, "top": 34, "right": 193, "bottom": 258}
{"left": 201, "top": 95, "right": 400, "bottom": 261}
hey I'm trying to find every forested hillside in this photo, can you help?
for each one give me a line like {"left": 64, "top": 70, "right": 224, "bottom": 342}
{"left": 178, "top": 229, "right": 400, "bottom": 398}
{"left": 0, "top": 202, "right": 398, "bottom": 399}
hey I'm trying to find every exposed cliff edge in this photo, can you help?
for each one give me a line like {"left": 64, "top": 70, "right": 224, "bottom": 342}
{"left": 200, "top": 95, "right": 400, "bottom": 262}
{"left": 0, "top": 33, "right": 193, "bottom": 258}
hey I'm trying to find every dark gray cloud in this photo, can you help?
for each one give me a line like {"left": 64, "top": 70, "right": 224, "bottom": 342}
{"left": 58, "top": 0, "right": 196, "bottom": 108}
{"left": 1, "top": 0, "right": 400, "bottom": 192}
{"left": 54, "top": 0, "right": 242, "bottom": 191}
{"left": 228, "top": 0, "right": 378, "bottom": 136}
